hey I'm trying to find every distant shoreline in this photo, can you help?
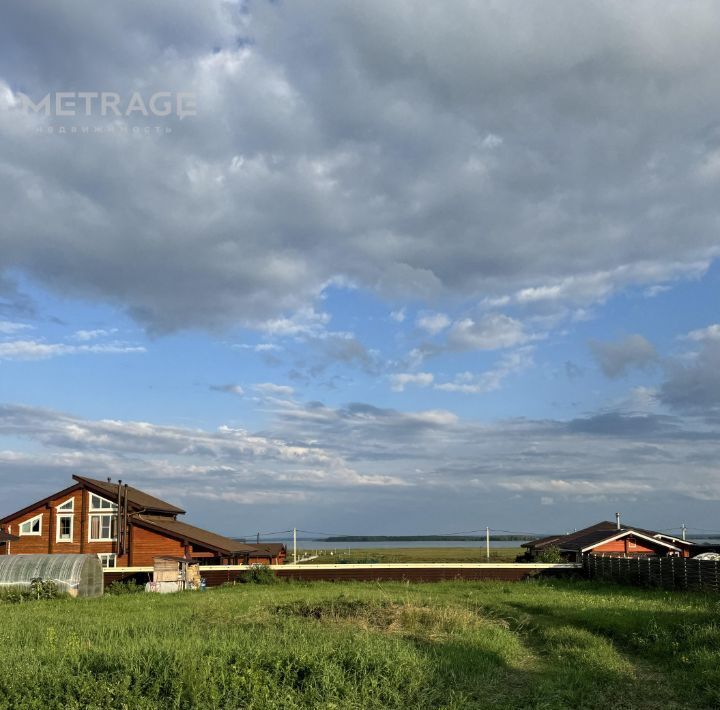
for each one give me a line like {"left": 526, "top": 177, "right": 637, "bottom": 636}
{"left": 320, "top": 535, "right": 532, "bottom": 542}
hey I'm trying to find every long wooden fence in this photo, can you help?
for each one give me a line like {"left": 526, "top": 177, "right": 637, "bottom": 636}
{"left": 585, "top": 554, "right": 720, "bottom": 592}
{"left": 104, "top": 562, "right": 580, "bottom": 589}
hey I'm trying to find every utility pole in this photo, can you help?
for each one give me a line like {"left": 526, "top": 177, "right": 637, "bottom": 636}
{"left": 293, "top": 527, "right": 297, "bottom": 564}
{"left": 681, "top": 523, "right": 687, "bottom": 542}
{"left": 486, "top": 526, "right": 490, "bottom": 562}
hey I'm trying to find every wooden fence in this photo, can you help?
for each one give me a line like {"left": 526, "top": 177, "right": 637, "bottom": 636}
{"left": 585, "top": 554, "right": 720, "bottom": 592}
{"left": 104, "top": 562, "right": 580, "bottom": 589}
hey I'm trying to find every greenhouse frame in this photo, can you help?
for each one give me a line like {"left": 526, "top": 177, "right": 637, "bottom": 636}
{"left": 0, "top": 554, "right": 104, "bottom": 598}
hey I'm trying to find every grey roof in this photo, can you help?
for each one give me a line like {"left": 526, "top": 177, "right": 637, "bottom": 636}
{"left": 135, "top": 515, "right": 258, "bottom": 556}
{"left": 74, "top": 476, "right": 185, "bottom": 515}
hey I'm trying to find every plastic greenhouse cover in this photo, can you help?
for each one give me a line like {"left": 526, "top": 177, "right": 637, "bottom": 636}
{"left": 0, "top": 554, "right": 104, "bottom": 597}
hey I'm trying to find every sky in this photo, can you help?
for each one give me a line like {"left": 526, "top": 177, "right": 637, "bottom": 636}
{"left": 1, "top": 1, "right": 720, "bottom": 538}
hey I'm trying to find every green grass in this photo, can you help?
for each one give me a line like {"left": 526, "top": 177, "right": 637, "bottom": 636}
{"left": 299, "top": 546, "right": 524, "bottom": 563}
{"left": 1, "top": 579, "right": 718, "bottom": 709}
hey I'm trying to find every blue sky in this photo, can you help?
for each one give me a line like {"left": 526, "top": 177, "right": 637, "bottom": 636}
{"left": 1, "top": 1, "right": 720, "bottom": 537}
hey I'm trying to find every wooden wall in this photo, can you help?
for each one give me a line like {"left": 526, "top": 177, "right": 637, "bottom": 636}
{"left": 0, "top": 489, "right": 131, "bottom": 563}
{"left": 130, "top": 526, "right": 186, "bottom": 566}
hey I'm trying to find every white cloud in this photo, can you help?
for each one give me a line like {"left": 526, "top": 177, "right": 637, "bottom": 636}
{"left": 390, "top": 308, "right": 406, "bottom": 323}
{"left": 683, "top": 324, "right": 720, "bottom": 342}
{"left": 416, "top": 312, "right": 450, "bottom": 335}
{"left": 72, "top": 328, "right": 118, "bottom": 341}
{"left": 253, "top": 382, "right": 295, "bottom": 397}
{"left": 390, "top": 372, "right": 434, "bottom": 392}
{"left": 0, "top": 339, "right": 145, "bottom": 361}
{"left": 447, "top": 314, "right": 532, "bottom": 351}
{"left": 0, "top": 321, "right": 32, "bottom": 334}
{"left": 257, "top": 308, "right": 331, "bottom": 338}
{"left": 434, "top": 348, "right": 534, "bottom": 394}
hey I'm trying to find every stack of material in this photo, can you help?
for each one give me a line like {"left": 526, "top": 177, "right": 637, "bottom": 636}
{"left": 148, "top": 556, "right": 201, "bottom": 593}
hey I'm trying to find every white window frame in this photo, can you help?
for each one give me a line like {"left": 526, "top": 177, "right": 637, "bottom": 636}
{"left": 56, "top": 513, "right": 74, "bottom": 543}
{"left": 88, "top": 492, "right": 118, "bottom": 542}
{"left": 97, "top": 553, "right": 117, "bottom": 569}
{"left": 89, "top": 493, "right": 117, "bottom": 512}
{"left": 57, "top": 497, "right": 74, "bottom": 512}
{"left": 19, "top": 513, "right": 42, "bottom": 536}
{"left": 88, "top": 513, "right": 117, "bottom": 542}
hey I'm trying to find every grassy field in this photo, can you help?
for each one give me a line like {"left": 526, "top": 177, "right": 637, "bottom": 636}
{"left": 1, "top": 579, "right": 719, "bottom": 709}
{"left": 299, "top": 546, "right": 524, "bottom": 563}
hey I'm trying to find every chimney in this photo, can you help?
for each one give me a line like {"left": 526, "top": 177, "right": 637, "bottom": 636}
{"left": 615, "top": 512, "right": 621, "bottom": 530}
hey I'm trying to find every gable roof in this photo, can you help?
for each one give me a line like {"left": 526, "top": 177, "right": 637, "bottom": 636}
{"left": 74, "top": 476, "right": 185, "bottom": 515}
{"left": 0, "top": 483, "right": 82, "bottom": 525}
{"left": 134, "top": 515, "right": 257, "bottom": 556}
{"left": 524, "top": 520, "right": 688, "bottom": 554}
{"left": 248, "top": 542, "right": 286, "bottom": 557}
{"left": 562, "top": 528, "right": 681, "bottom": 553}
{"left": 522, "top": 521, "right": 619, "bottom": 549}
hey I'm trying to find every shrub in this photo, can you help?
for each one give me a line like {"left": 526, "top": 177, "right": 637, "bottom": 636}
{"left": 106, "top": 580, "right": 146, "bottom": 595}
{"left": 538, "top": 546, "right": 564, "bottom": 563}
{"left": 0, "top": 578, "right": 62, "bottom": 604}
{"left": 242, "top": 564, "right": 278, "bottom": 584}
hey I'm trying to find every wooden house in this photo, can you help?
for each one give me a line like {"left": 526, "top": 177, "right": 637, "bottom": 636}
{"left": 522, "top": 520, "right": 697, "bottom": 562}
{"left": 0, "top": 475, "right": 258, "bottom": 568}
{"left": 247, "top": 542, "right": 287, "bottom": 565}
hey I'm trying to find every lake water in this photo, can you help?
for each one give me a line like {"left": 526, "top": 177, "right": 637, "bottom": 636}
{"left": 260, "top": 540, "right": 530, "bottom": 551}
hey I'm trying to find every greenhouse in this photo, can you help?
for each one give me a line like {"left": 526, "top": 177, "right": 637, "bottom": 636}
{"left": 0, "top": 554, "right": 103, "bottom": 598}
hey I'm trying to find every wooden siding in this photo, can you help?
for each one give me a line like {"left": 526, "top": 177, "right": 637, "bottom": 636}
{"left": 591, "top": 538, "right": 657, "bottom": 554}
{"left": 0, "top": 489, "right": 130, "bottom": 563}
{"left": 130, "top": 525, "right": 186, "bottom": 566}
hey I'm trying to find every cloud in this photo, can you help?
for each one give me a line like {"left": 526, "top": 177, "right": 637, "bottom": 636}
{"left": 253, "top": 382, "right": 295, "bottom": 397}
{"left": 0, "top": 321, "right": 31, "bottom": 334}
{"left": 416, "top": 312, "right": 450, "bottom": 335}
{"left": 0, "top": 338, "right": 145, "bottom": 361}
{"left": 446, "top": 314, "right": 533, "bottom": 351}
{"left": 1, "top": 3, "right": 719, "bottom": 332}
{"left": 390, "top": 372, "right": 434, "bottom": 392}
{"left": 434, "top": 347, "right": 534, "bottom": 393}
{"left": 683, "top": 324, "right": 720, "bottom": 342}
{"left": 389, "top": 308, "right": 406, "bottom": 323}
{"left": 257, "top": 308, "right": 331, "bottom": 338}
{"left": 659, "top": 341, "right": 720, "bottom": 413}
{"left": 588, "top": 334, "right": 657, "bottom": 378}
{"left": 72, "top": 328, "right": 118, "bottom": 341}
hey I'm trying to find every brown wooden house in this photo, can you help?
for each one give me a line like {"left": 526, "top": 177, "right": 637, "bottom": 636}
{"left": 522, "top": 520, "right": 697, "bottom": 563}
{"left": 247, "top": 542, "right": 287, "bottom": 566}
{"left": 0, "top": 475, "right": 258, "bottom": 568}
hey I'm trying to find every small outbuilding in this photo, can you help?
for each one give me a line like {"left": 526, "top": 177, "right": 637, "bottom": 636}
{"left": 0, "top": 553, "right": 104, "bottom": 598}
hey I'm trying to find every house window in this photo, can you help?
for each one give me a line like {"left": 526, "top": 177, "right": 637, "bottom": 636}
{"left": 19, "top": 514, "right": 42, "bottom": 536}
{"left": 97, "top": 553, "right": 117, "bottom": 568}
{"left": 90, "top": 494, "right": 117, "bottom": 511}
{"left": 55, "top": 497, "right": 74, "bottom": 543}
{"left": 88, "top": 493, "right": 117, "bottom": 542}
{"left": 56, "top": 514, "right": 73, "bottom": 542}
{"left": 89, "top": 514, "right": 117, "bottom": 541}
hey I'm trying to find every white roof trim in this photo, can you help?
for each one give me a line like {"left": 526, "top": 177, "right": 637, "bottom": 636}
{"left": 579, "top": 529, "right": 681, "bottom": 553}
